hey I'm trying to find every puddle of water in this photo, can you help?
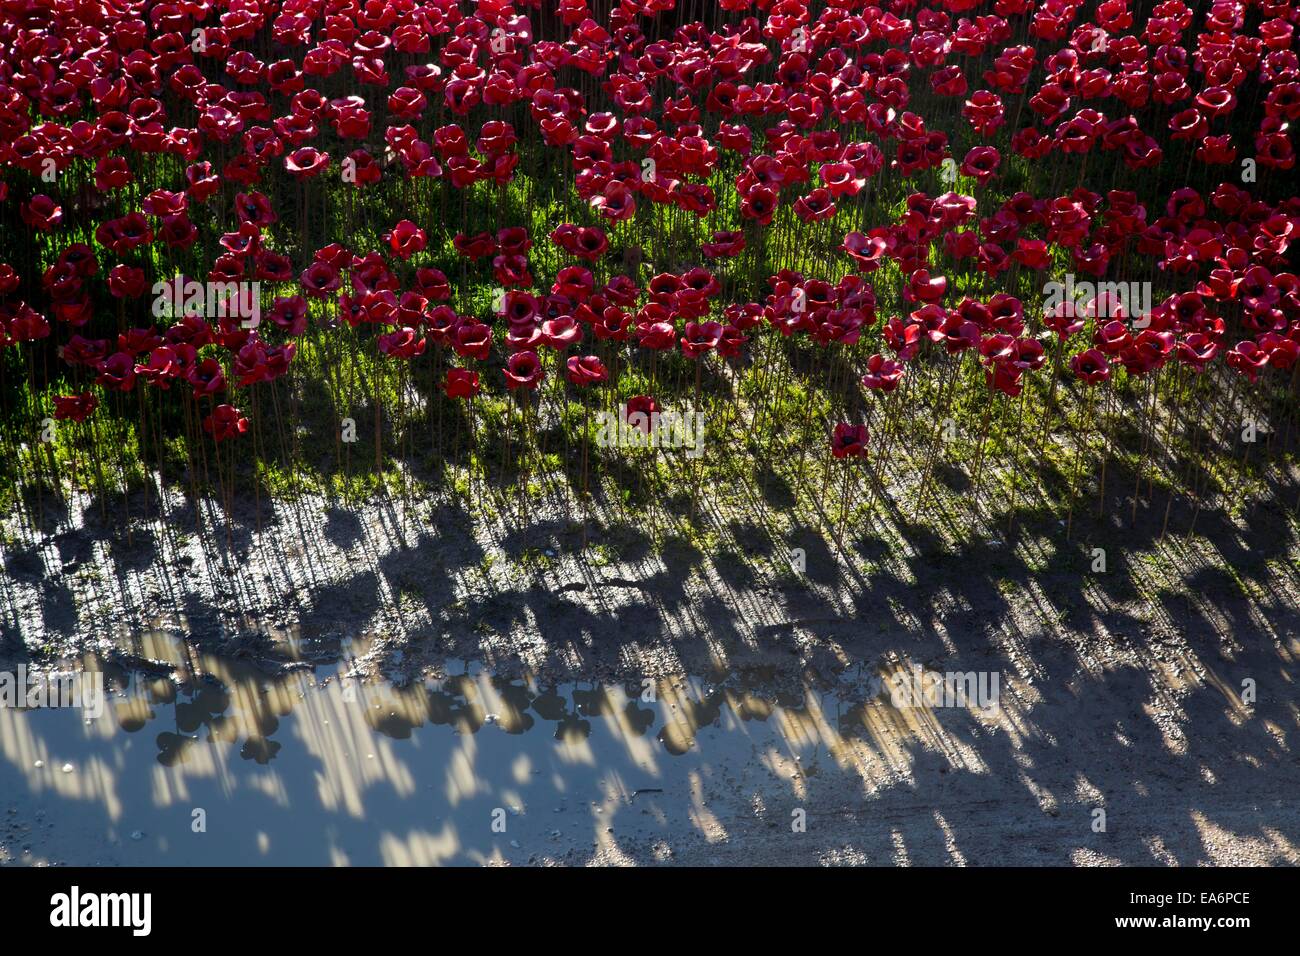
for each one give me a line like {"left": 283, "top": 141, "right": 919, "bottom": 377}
{"left": 0, "top": 634, "right": 996, "bottom": 865}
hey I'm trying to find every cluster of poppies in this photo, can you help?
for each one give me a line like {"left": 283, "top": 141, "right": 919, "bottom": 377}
{"left": 0, "top": 0, "right": 1297, "bottom": 515}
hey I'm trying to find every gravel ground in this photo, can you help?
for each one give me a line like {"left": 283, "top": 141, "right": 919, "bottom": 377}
{"left": 2, "top": 476, "right": 1299, "bottom": 866}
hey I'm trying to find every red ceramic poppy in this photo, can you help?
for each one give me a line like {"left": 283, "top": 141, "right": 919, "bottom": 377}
{"left": 204, "top": 404, "right": 249, "bottom": 442}
{"left": 565, "top": 355, "right": 609, "bottom": 387}
{"left": 444, "top": 368, "right": 482, "bottom": 399}
{"left": 831, "top": 423, "right": 870, "bottom": 459}
{"left": 504, "top": 350, "right": 545, "bottom": 390}
{"left": 861, "top": 354, "right": 906, "bottom": 392}
{"left": 52, "top": 393, "right": 99, "bottom": 422}
{"left": 1070, "top": 349, "right": 1112, "bottom": 384}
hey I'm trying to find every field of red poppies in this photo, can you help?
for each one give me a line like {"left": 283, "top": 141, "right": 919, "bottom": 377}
{"left": 1, "top": 0, "right": 1298, "bottom": 552}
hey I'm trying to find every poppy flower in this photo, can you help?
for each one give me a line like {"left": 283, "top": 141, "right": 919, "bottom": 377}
{"left": 188, "top": 358, "right": 227, "bottom": 399}
{"left": 93, "top": 352, "right": 137, "bottom": 392}
{"left": 682, "top": 321, "right": 724, "bottom": 358}
{"left": 960, "top": 146, "right": 1001, "bottom": 184}
{"left": 1042, "top": 300, "right": 1085, "bottom": 340}
{"left": 566, "top": 355, "right": 608, "bottom": 387}
{"left": 795, "top": 189, "right": 837, "bottom": 222}
{"left": 882, "top": 317, "right": 923, "bottom": 361}
{"left": 1226, "top": 341, "right": 1270, "bottom": 383}
{"left": 905, "top": 270, "right": 948, "bottom": 304}
{"left": 504, "top": 350, "right": 545, "bottom": 390}
{"left": 444, "top": 368, "right": 481, "bottom": 399}
{"left": 53, "top": 393, "right": 98, "bottom": 422}
{"left": 636, "top": 319, "right": 677, "bottom": 351}
{"left": 831, "top": 423, "right": 870, "bottom": 458}
{"left": 136, "top": 346, "right": 187, "bottom": 389}
{"left": 624, "top": 395, "right": 661, "bottom": 434}
{"left": 861, "top": 354, "right": 906, "bottom": 392}
{"left": 703, "top": 231, "right": 746, "bottom": 258}
{"left": 385, "top": 220, "right": 427, "bottom": 260}
{"left": 234, "top": 192, "right": 277, "bottom": 227}
{"left": 379, "top": 327, "right": 427, "bottom": 360}
{"left": 413, "top": 268, "right": 451, "bottom": 302}
{"left": 21, "top": 195, "right": 63, "bottom": 231}
{"left": 541, "top": 317, "right": 582, "bottom": 350}
{"left": 590, "top": 182, "right": 636, "bottom": 221}
{"left": 96, "top": 157, "right": 134, "bottom": 192}
{"left": 1262, "top": 335, "right": 1300, "bottom": 371}
{"left": 740, "top": 184, "right": 779, "bottom": 224}
{"left": 819, "top": 162, "right": 866, "bottom": 197}
{"left": 1094, "top": 320, "right": 1132, "bottom": 354}
{"left": 1070, "top": 349, "right": 1112, "bottom": 384}
{"left": 1175, "top": 333, "right": 1221, "bottom": 371}
{"left": 492, "top": 253, "right": 533, "bottom": 288}
{"left": 715, "top": 324, "right": 747, "bottom": 359}
{"left": 550, "top": 224, "right": 609, "bottom": 260}
{"left": 204, "top": 404, "right": 249, "bottom": 442}
{"left": 843, "top": 230, "right": 892, "bottom": 272}
{"left": 453, "top": 322, "right": 493, "bottom": 361}
{"left": 108, "top": 265, "right": 147, "bottom": 299}
{"left": 553, "top": 267, "right": 595, "bottom": 302}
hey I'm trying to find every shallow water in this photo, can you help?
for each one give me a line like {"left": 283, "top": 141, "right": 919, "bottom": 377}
{"left": 1, "top": 632, "right": 950, "bottom": 866}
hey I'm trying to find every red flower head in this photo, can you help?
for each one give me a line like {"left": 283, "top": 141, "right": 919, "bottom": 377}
{"left": 553, "top": 267, "right": 595, "bottom": 302}
{"left": 53, "top": 393, "right": 99, "bottom": 422}
{"left": 1070, "top": 348, "right": 1112, "bottom": 384}
{"left": 444, "top": 368, "right": 481, "bottom": 399}
{"left": 268, "top": 296, "right": 308, "bottom": 336}
{"left": 541, "top": 316, "right": 582, "bottom": 350}
{"left": 21, "top": 195, "right": 62, "bottom": 231}
{"left": 504, "top": 350, "right": 545, "bottom": 390}
{"left": 884, "top": 317, "right": 924, "bottom": 361}
{"left": 108, "top": 265, "right": 147, "bottom": 299}
{"left": 95, "top": 352, "right": 137, "bottom": 392}
{"left": 551, "top": 224, "right": 609, "bottom": 260}
{"left": 1226, "top": 341, "right": 1269, "bottom": 383}
{"left": 795, "top": 188, "right": 837, "bottom": 222}
{"left": 861, "top": 354, "right": 906, "bottom": 392}
{"left": 740, "top": 184, "right": 779, "bottom": 224}
{"left": 819, "top": 162, "right": 866, "bottom": 197}
{"left": 453, "top": 321, "right": 493, "bottom": 361}
{"left": 591, "top": 182, "right": 636, "bottom": 222}
{"left": 905, "top": 269, "right": 948, "bottom": 304}
{"left": 188, "top": 358, "right": 227, "bottom": 399}
{"left": 204, "top": 404, "right": 248, "bottom": 442}
{"left": 831, "top": 423, "right": 870, "bottom": 459}
{"left": 682, "top": 321, "right": 724, "bottom": 358}
{"left": 624, "top": 395, "right": 661, "bottom": 434}
{"left": 703, "top": 231, "right": 746, "bottom": 258}
{"left": 300, "top": 261, "right": 341, "bottom": 298}
{"left": 415, "top": 268, "right": 451, "bottom": 302}
{"left": 385, "top": 220, "right": 427, "bottom": 260}
{"left": 566, "top": 355, "right": 609, "bottom": 387}
{"left": 960, "top": 146, "right": 1001, "bottom": 184}
{"left": 379, "top": 327, "right": 427, "bottom": 360}
{"left": 985, "top": 361, "right": 1024, "bottom": 397}
{"left": 843, "top": 230, "right": 892, "bottom": 273}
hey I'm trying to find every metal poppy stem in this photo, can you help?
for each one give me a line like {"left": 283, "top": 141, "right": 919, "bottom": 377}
{"left": 836, "top": 460, "right": 852, "bottom": 551}
{"left": 1065, "top": 385, "right": 1097, "bottom": 541}
{"left": 690, "top": 358, "right": 703, "bottom": 521}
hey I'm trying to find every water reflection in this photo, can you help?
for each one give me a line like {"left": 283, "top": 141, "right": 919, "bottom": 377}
{"left": 0, "top": 633, "right": 1006, "bottom": 865}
